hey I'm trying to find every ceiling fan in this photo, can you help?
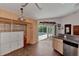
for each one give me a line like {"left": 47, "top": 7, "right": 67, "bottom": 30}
{"left": 19, "top": 3, "right": 41, "bottom": 21}
{"left": 21, "top": 3, "right": 41, "bottom": 10}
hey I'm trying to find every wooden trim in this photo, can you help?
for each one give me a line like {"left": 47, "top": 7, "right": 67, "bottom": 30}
{"left": 40, "top": 22, "right": 56, "bottom": 24}
{"left": 0, "top": 17, "right": 29, "bottom": 25}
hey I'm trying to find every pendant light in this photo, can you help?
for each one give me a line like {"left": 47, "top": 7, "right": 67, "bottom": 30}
{"left": 19, "top": 7, "right": 25, "bottom": 21}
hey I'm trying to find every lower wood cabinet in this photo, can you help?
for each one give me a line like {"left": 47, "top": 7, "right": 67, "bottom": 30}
{"left": 53, "top": 38, "right": 63, "bottom": 54}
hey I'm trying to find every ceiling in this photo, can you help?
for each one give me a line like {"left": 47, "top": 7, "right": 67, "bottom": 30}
{"left": 0, "top": 3, "right": 79, "bottom": 19}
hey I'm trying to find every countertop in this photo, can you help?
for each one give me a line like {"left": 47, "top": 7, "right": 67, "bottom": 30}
{"left": 53, "top": 34, "right": 79, "bottom": 45}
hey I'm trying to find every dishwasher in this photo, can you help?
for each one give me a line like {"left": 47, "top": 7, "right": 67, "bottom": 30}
{"left": 63, "top": 40, "right": 78, "bottom": 56}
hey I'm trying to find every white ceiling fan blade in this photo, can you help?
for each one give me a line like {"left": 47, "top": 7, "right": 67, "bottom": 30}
{"left": 22, "top": 3, "right": 29, "bottom": 7}
{"left": 35, "top": 3, "right": 41, "bottom": 10}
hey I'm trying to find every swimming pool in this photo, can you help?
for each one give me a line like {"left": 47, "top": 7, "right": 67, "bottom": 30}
{"left": 38, "top": 32, "right": 46, "bottom": 36}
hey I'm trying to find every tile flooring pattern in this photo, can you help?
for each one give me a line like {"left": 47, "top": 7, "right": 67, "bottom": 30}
{"left": 5, "top": 39, "right": 61, "bottom": 56}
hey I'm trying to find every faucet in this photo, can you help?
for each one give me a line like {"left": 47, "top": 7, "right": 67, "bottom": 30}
{"left": 64, "top": 35, "right": 67, "bottom": 39}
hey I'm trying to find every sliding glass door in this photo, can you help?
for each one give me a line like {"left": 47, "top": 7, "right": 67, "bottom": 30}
{"left": 38, "top": 23, "right": 55, "bottom": 40}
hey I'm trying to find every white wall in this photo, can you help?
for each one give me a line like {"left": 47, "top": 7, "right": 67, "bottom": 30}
{"left": 38, "top": 10, "right": 79, "bottom": 35}
{"left": 60, "top": 10, "right": 79, "bottom": 35}
{"left": 38, "top": 18, "right": 62, "bottom": 23}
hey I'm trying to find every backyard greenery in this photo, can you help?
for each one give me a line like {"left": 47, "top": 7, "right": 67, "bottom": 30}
{"left": 38, "top": 24, "right": 52, "bottom": 33}
{"left": 39, "top": 25, "right": 47, "bottom": 33}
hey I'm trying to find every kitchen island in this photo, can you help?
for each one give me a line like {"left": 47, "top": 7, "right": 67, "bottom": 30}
{"left": 53, "top": 34, "right": 79, "bottom": 56}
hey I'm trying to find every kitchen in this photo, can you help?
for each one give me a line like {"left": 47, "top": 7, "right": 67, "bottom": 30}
{"left": 53, "top": 11, "right": 79, "bottom": 56}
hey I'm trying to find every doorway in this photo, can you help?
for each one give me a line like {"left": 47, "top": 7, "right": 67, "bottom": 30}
{"left": 38, "top": 22, "right": 55, "bottom": 41}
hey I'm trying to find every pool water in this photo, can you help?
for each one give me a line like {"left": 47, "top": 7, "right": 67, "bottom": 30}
{"left": 38, "top": 32, "right": 46, "bottom": 36}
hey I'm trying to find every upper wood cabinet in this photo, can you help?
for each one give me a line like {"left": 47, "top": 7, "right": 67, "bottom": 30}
{"left": 0, "top": 17, "right": 27, "bottom": 32}
{"left": 73, "top": 25, "right": 79, "bottom": 35}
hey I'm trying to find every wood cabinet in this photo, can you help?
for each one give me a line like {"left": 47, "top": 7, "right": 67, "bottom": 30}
{"left": 24, "top": 19, "right": 38, "bottom": 45}
{"left": 73, "top": 25, "right": 79, "bottom": 35}
{"left": 0, "top": 8, "right": 38, "bottom": 55}
{"left": 0, "top": 17, "right": 38, "bottom": 45}
{"left": 0, "top": 17, "right": 27, "bottom": 32}
{"left": 25, "top": 24, "right": 32, "bottom": 44}
{"left": 53, "top": 38, "right": 63, "bottom": 54}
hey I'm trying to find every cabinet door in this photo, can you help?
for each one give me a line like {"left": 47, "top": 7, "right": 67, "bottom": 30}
{"left": 53, "top": 38, "right": 63, "bottom": 54}
{"left": 0, "top": 23, "right": 5, "bottom": 31}
{"left": 53, "top": 38, "right": 58, "bottom": 50}
{"left": 57, "top": 39, "right": 63, "bottom": 54}
{"left": 26, "top": 24, "right": 33, "bottom": 44}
